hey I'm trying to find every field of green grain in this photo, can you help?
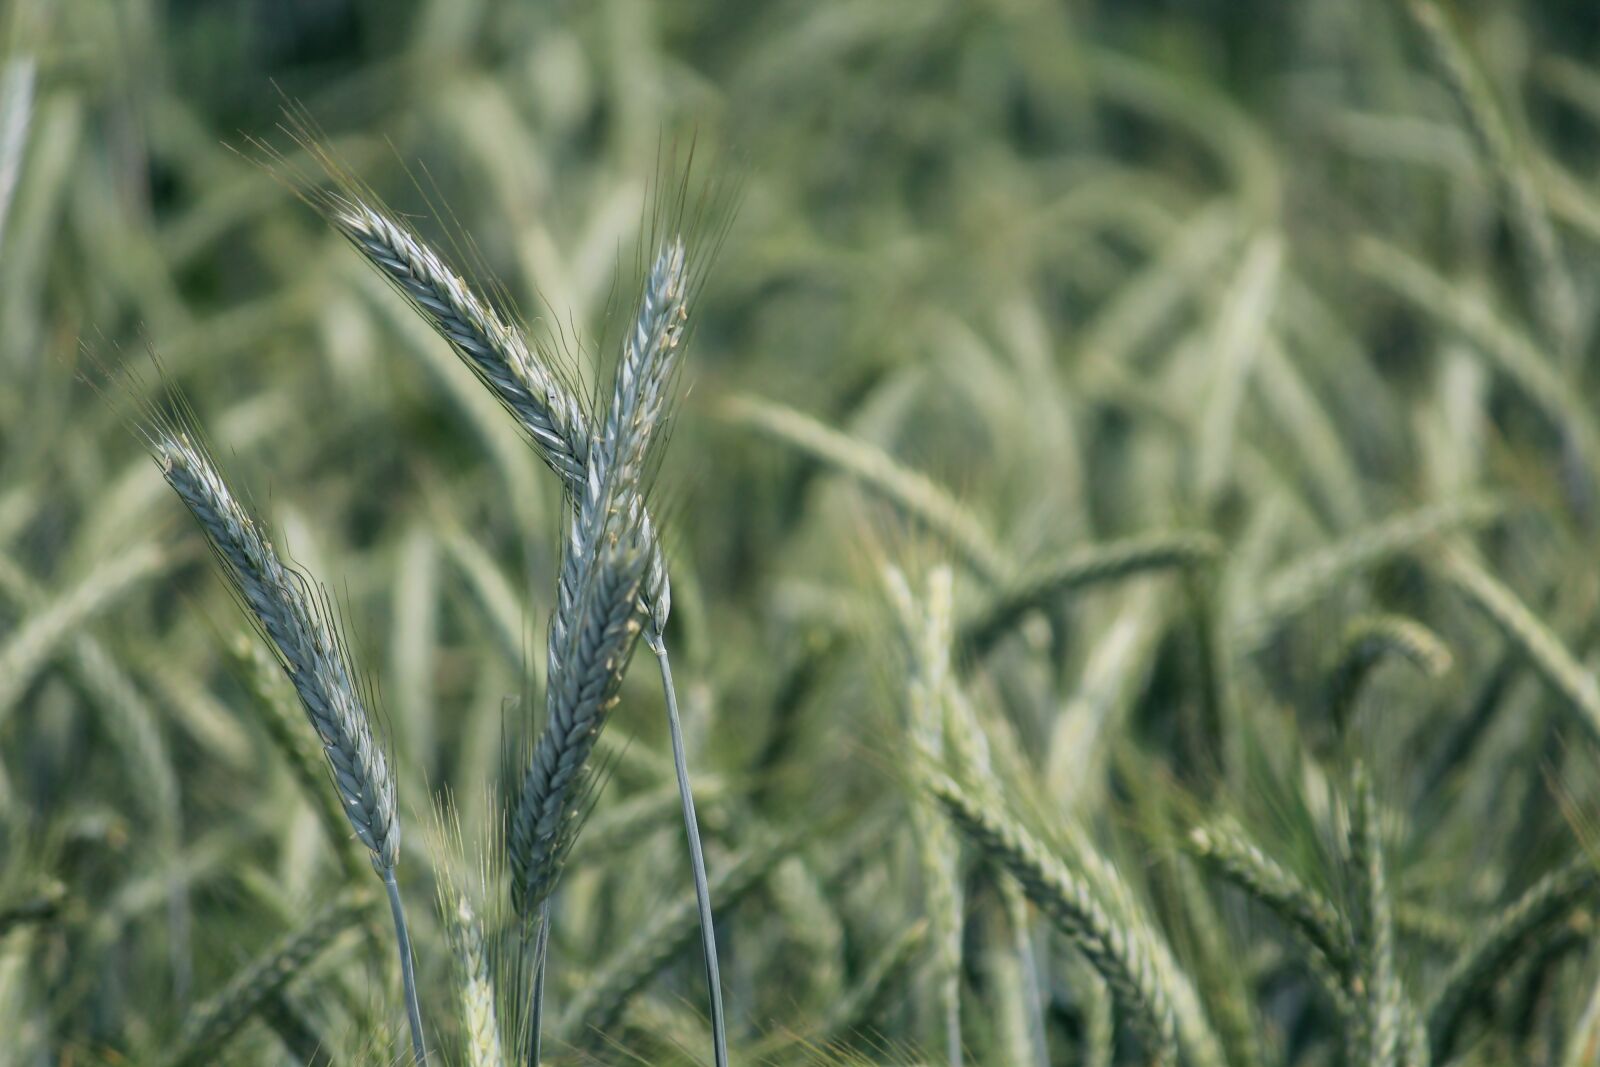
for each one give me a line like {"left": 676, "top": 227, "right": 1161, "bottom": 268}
{"left": 6, "top": 1, "right": 1600, "bottom": 1064}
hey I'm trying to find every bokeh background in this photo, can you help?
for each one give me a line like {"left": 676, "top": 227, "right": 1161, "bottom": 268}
{"left": 7, "top": 0, "right": 1600, "bottom": 1064}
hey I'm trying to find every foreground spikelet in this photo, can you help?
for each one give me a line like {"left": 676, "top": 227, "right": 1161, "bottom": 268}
{"left": 450, "top": 895, "right": 505, "bottom": 1067}
{"left": 505, "top": 302, "right": 665, "bottom": 909}
{"left": 508, "top": 503, "right": 651, "bottom": 918}
{"left": 150, "top": 428, "right": 427, "bottom": 1062}
{"left": 158, "top": 437, "right": 396, "bottom": 865}
{"left": 503, "top": 236, "right": 683, "bottom": 912}
{"left": 328, "top": 198, "right": 592, "bottom": 486}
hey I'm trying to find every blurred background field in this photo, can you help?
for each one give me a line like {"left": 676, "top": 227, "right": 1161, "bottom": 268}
{"left": 7, "top": 0, "right": 1600, "bottom": 1064}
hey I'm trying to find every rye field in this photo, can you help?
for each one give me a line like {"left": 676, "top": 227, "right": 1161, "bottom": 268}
{"left": 4, "top": 1, "right": 1600, "bottom": 1065}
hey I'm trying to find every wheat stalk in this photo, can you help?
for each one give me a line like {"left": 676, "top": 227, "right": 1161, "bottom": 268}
{"left": 150, "top": 429, "right": 426, "bottom": 1063}
{"left": 307, "top": 161, "right": 727, "bottom": 1066}
{"left": 0, "top": 542, "right": 174, "bottom": 728}
{"left": 884, "top": 564, "right": 965, "bottom": 1066}
{"left": 1241, "top": 495, "right": 1505, "bottom": 642}
{"left": 0, "top": 57, "right": 33, "bottom": 249}
{"left": 1359, "top": 238, "right": 1600, "bottom": 472}
{"left": 930, "top": 774, "right": 1188, "bottom": 1066}
{"left": 1398, "top": 0, "right": 1578, "bottom": 361}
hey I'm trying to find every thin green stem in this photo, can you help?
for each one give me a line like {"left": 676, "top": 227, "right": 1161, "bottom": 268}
{"left": 383, "top": 867, "right": 428, "bottom": 1065}
{"left": 655, "top": 641, "right": 729, "bottom": 1067}
{"left": 528, "top": 902, "right": 550, "bottom": 1067}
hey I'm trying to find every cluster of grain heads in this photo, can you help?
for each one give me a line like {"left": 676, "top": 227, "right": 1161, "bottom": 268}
{"left": 292, "top": 137, "right": 730, "bottom": 1065}
{"left": 147, "top": 428, "right": 428, "bottom": 1063}
{"left": 0, "top": 545, "right": 191, "bottom": 996}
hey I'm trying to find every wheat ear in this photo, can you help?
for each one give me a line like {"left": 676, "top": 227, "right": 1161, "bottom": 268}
{"left": 507, "top": 488, "right": 652, "bottom": 902}
{"left": 1348, "top": 767, "right": 1400, "bottom": 1067}
{"left": 1188, "top": 821, "right": 1352, "bottom": 979}
{"left": 324, "top": 192, "right": 679, "bottom": 615}
{"left": 152, "top": 432, "right": 426, "bottom": 1063}
{"left": 1328, "top": 614, "right": 1452, "bottom": 736}
{"left": 1428, "top": 854, "right": 1600, "bottom": 1059}
{"left": 503, "top": 238, "right": 685, "bottom": 903}
{"left": 450, "top": 895, "right": 506, "bottom": 1067}
{"left": 167, "top": 890, "right": 369, "bottom": 1067}
{"left": 611, "top": 239, "right": 730, "bottom": 1067}
{"left": 929, "top": 774, "right": 1181, "bottom": 1065}
{"left": 327, "top": 198, "right": 591, "bottom": 485}
{"left": 884, "top": 565, "right": 966, "bottom": 1067}
{"left": 506, "top": 413, "right": 655, "bottom": 1064}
